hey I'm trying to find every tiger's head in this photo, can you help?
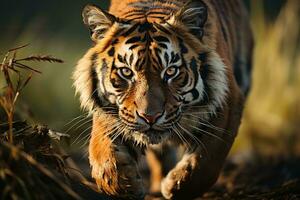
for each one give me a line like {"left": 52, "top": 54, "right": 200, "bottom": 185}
{"left": 73, "top": 2, "right": 228, "bottom": 145}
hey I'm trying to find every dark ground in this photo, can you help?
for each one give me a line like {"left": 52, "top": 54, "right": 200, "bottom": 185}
{"left": 1, "top": 120, "right": 300, "bottom": 200}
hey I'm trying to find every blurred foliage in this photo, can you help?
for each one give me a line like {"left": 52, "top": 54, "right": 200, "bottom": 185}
{"left": 232, "top": 0, "right": 300, "bottom": 156}
{"left": 0, "top": 0, "right": 109, "bottom": 130}
{"left": 0, "top": 46, "right": 102, "bottom": 200}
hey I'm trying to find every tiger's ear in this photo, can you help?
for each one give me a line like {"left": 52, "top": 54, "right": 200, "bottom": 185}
{"left": 82, "top": 4, "right": 116, "bottom": 41}
{"left": 167, "top": 1, "right": 207, "bottom": 38}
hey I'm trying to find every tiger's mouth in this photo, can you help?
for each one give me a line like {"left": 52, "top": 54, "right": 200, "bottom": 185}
{"left": 118, "top": 119, "right": 170, "bottom": 145}
{"left": 118, "top": 110, "right": 182, "bottom": 145}
{"left": 119, "top": 119, "right": 177, "bottom": 146}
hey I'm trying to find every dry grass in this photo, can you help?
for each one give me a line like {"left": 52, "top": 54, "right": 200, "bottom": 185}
{"left": 0, "top": 44, "right": 63, "bottom": 143}
{"left": 0, "top": 46, "right": 87, "bottom": 200}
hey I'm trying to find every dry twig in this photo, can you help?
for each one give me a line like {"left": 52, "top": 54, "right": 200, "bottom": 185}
{"left": 0, "top": 44, "right": 64, "bottom": 143}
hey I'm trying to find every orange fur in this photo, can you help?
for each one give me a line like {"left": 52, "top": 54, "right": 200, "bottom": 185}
{"left": 74, "top": 0, "right": 253, "bottom": 199}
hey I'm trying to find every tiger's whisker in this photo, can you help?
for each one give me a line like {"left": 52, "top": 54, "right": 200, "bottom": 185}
{"left": 111, "top": 124, "right": 126, "bottom": 143}
{"left": 64, "top": 113, "right": 89, "bottom": 127}
{"left": 176, "top": 122, "right": 209, "bottom": 156}
{"left": 75, "top": 119, "right": 93, "bottom": 131}
{"left": 172, "top": 123, "right": 191, "bottom": 150}
{"left": 181, "top": 116, "right": 227, "bottom": 133}
{"left": 65, "top": 116, "right": 91, "bottom": 134}
{"left": 182, "top": 115, "right": 230, "bottom": 134}
{"left": 186, "top": 123, "right": 230, "bottom": 145}
{"left": 72, "top": 125, "right": 93, "bottom": 145}
{"left": 78, "top": 131, "right": 92, "bottom": 149}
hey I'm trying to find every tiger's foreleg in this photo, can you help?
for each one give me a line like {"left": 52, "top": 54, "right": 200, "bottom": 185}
{"left": 146, "top": 143, "right": 178, "bottom": 194}
{"left": 161, "top": 140, "right": 233, "bottom": 199}
{"left": 89, "top": 115, "right": 145, "bottom": 199}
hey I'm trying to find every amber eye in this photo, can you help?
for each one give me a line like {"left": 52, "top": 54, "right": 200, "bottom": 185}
{"left": 165, "top": 66, "right": 178, "bottom": 77}
{"left": 118, "top": 67, "right": 133, "bottom": 79}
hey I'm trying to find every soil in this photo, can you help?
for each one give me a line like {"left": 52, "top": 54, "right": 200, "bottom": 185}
{"left": 1, "top": 120, "right": 300, "bottom": 200}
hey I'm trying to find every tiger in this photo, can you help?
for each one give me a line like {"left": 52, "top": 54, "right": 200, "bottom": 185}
{"left": 73, "top": 0, "right": 253, "bottom": 199}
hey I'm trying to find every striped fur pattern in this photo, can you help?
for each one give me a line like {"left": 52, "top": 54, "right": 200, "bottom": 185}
{"left": 73, "top": 0, "right": 253, "bottom": 199}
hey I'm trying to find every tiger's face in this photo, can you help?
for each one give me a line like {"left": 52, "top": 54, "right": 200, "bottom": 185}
{"left": 100, "top": 25, "right": 205, "bottom": 141}
{"left": 74, "top": 3, "right": 228, "bottom": 145}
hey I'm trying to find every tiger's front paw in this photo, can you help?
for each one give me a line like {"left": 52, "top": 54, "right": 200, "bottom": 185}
{"left": 115, "top": 145, "right": 146, "bottom": 199}
{"left": 90, "top": 144, "right": 145, "bottom": 199}
{"left": 161, "top": 154, "right": 197, "bottom": 199}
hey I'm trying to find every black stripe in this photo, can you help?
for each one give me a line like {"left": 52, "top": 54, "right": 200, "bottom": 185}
{"left": 199, "top": 63, "right": 211, "bottom": 105}
{"left": 234, "top": 57, "right": 243, "bottom": 90}
{"left": 147, "top": 15, "right": 166, "bottom": 20}
{"left": 164, "top": 52, "right": 169, "bottom": 64}
{"left": 120, "top": 109, "right": 135, "bottom": 119}
{"left": 129, "top": 54, "right": 134, "bottom": 65}
{"left": 137, "top": 58, "right": 146, "bottom": 71}
{"left": 124, "top": 53, "right": 129, "bottom": 65}
{"left": 108, "top": 47, "right": 115, "bottom": 57}
{"left": 200, "top": 64, "right": 209, "bottom": 80}
{"left": 111, "top": 39, "right": 119, "bottom": 45}
{"left": 126, "top": 36, "right": 141, "bottom": 44}
{"left": 182, "top": 89, "right": 200, "bottom": 104}
{"left": 138, "top": 22, "right": 153, "bottom": 33}
{"left": 158, "top": 43, "right": 168, "bottom": 49}
{"left": 178, "top": 37, "right": 188, "bottom": 54}
{"left": 90, "top": 53, "right": 102, "bottom": 107}
{"left": 142, "top": 32, "right": 153, "bottom": 43}
{"left": 190, "top": 57, "right": 199, "bottom": 85}
{"left": 124, "top": 11, "right": 145, "bottom": 18}
{"left": 123, "top": 9, "right": 144, "bottom": 15}
{"left": 153, "top": 23, "right": 171, "bottom": 35}
{"left": 154, "top": 48, "right": 162, "bottom": 67}
{"left": 129, "top": 44, "right": 139, "bottom": 50}
{"left": 198, "top": 52, "right": 208, "bottom": 63}
{"left": 110, "top": 59, "right": 127, "bottom": 89}
{"left": 171, "top": 53, "right": 180, "bottom": 63}
{"left": 122, "top": 23, "right": 139, "bottom": 36}
{"left": 191, "top": 89, "right": 200, "bottom": 100}
{"left": 153, "top": 36, "right": 170, "bottom": 43}
{"left": 117, "top": 54, "right": 124, "bottom": 63}
{"left": 170, "top": 52, "right": 175, "bottom": 63}
{"left": 129, "top": 16, "right": 147, "bottom": 21}
{"left": 147, "top": 11, "right": 171, "bottom": 16}
{"left": 200, "top": 82, "right": 210, "bottom": 105}
{"left": 152, "top": 58, "right": 161, "bottom": 70}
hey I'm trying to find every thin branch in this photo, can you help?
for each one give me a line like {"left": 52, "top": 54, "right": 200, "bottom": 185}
{"left": 16, "top": 55, "right": 64, "bottom": 63}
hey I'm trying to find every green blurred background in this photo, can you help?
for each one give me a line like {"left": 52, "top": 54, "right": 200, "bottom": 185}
{"left": 0, "top": 0, "right": 299, "bottom": 155}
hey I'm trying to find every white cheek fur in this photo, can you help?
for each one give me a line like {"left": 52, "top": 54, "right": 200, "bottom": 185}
{"left": 205, "top": 51, "right": 229, "bottom": 114}
{"left": 180, "top": 51, "right": 228, "bottom": 119}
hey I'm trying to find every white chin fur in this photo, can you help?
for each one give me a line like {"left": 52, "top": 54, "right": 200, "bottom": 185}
{"left": 123, "top": 131, "right": 170, "bottom": 147}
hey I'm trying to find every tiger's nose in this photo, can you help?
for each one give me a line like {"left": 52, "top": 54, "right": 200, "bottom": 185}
{"left": 137, "top": 111, "right": 163, "bottom": 125}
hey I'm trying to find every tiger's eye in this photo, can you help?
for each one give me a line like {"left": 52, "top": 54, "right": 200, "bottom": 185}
{"left": 119, "top": 67, "right": 133, "bottom": 79}
{"left": 165, "top": 67, "right": 177, "bottom": 76}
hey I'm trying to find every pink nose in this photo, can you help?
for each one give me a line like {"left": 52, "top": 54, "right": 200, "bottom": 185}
{"left": 138, "top": 112, "right": 162, "bottom": 124}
